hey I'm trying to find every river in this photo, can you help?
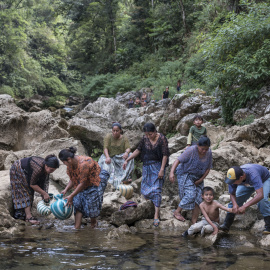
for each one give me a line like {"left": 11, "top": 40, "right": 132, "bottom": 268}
{"left": 0, "top": 222, "right": 269, "bottom": 270}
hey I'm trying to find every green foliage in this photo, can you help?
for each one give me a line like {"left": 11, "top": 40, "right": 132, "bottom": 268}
{"left": 0, "top": 0, "right": 270, "bottom": 122}
{"left": 40, "top": 76, "right": 68, "bottom": 96}
{"left": 184, "top": 1, "right": 270, "bottom": 123}
{"left": 0, "top": 85, "right": 14, "bottom": 97}
{"left": 236, "top": 114, "right": 255, "bottom": 126}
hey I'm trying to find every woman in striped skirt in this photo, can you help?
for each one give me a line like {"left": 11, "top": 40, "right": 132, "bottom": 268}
{"left": 59, "top": 147, "right": 110, "bottom": 229}
{"left": 123, "top": 123, "right": 170, "bottom": 227}
{"left": 10, "top": 155, "right": 59, "bottom": 225}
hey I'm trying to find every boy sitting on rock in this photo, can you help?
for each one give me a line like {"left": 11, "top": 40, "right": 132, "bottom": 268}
{"left": 182, "top": 187, "right": 233, "bottom": 237}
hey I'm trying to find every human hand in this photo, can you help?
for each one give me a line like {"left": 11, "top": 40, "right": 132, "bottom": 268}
{"left": 123, "top": 152, "right": 128, "bottom": 160}
{"left": 158, "top": 169, "right": 164, "bottom": 179}
{"left": 64, "top": 195, "right": 73, "bottom": 207}
{"left": 238, "top": 206, "right": 246, "bottom": 214}
{"left": 194, "top": 180, "right": 202, "bottom": 186}
{"left": 169, "top": 173, "right": 175, "bottom": 183}
{"left": 43, "top": 193, "right": 50, "bottom": 203}
{"left": 105, "top": 157, "right": 111, "bottom": 164}
{"left": 123, "top": 160, "right": 128, "bottom": 170}
{"left": 61, "top": 189, "right": 67, "bottom": 196}
{"left": 212, "top": 226, "right": 219, "bottom": 235}
{"left": 232, "top": 205, "right": 239, "bottom": 214}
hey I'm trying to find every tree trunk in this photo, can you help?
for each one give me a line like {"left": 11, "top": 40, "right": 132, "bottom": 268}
{"left": 178, "top": 0, "right": 188, "bottom": 34}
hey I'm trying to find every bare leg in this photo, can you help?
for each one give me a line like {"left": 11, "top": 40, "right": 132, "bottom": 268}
{"left": 74, "top": 211, "right": 83, "bottom": 229}
{"left": 191, "top": 204, "right": 200, "bottom": 224}
{"left": 174, "top": 206, "right": 185, "bottom": 221}
{"left": 24, "top": 206, "right": 32, "bottom": 220}
{"left": 90, "top": 217, "right": 97, "bottom": 228}
{"left": 154, "top": 206, "right": 160, "bottom": 220}
{"left": 24, "top": 206, "right": 39, "bottom": 224}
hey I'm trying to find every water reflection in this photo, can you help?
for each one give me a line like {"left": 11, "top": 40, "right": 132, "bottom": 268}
{"left": 0, "top": 225, "right": 269, "bottom": 269}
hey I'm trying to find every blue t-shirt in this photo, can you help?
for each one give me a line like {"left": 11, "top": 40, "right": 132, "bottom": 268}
{"left": 229, "top": 164, "right": 270, "bottom": 194}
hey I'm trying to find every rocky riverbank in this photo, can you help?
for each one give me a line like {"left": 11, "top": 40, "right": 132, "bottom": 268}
{"left": 1, "top": 87, "right": 270, "bottom": 247}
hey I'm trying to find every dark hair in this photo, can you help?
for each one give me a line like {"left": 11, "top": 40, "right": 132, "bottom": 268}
{"left": 198, "top": 136, "right": 211, "bottom": 147}
{"left": 143, "top": 122, "right": 156, "bottom": 132}
{"left": 202, "top": 186, "right": 214, "bottom": 196}
{"left": 58, "top": 147, "right": 77, "bottom": 161}
{"left": 44, "top": 154, "right": 59, "bottom": 168}
{"left": 193, "top": 114, "right": 204, "bottom": 122}
{"left": 112, "top": 122, "right": 122, "bottom": 130}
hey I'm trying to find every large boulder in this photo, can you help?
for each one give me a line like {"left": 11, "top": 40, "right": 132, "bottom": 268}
{"left": 110, "top": 200, "right": 155, "bottom": 226}
{"left": 233, "top": 108, "right": 254, "bottom": 124}
{"left": 212, "top": 141, "right": 256, "bottom": 172}
{"left": 69, "top": 97, "right": 150, "bottom": 151}
{"left": 168, "top": 135, "right": 187, "bottom": 154}
{"left": 224, "top": 114, "right": 270, "bottom": 148}
{"left": 0, "top": 95, "right": 25, "bottom": 150}
{"left": 0, "top": 170, "right": 25, "bottom": 237}
{"left": 204, "top": 170, "right": 226, "bottom": 198}
{"left": 16, "top": 110, "right": 69, "bottom": 150}
{"left": 175, "top": 113, "right": 198, "bottom": 135}
{"left": 203, "top": 123, "right": 227, "bottom": 146}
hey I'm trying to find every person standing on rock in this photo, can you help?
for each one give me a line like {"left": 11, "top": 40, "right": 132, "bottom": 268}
{"left": 162, "top": 86, "right": 169, "bottom": 99}
{"left": 220, "top": 164, "right": 270, "bottom": 234}
{"left": 176, "top": 80, "right": 181, "bottom": 92}
{"left": 98, "top": 123, "right": 134, "bottom": 188}
{"left": 123, "top": 122, "right": 170, "bottom": 227}
{"left": 59, "top": 147, "right": 110, "bottom": 229}
{"left": 10, "top": 155, "right": 60, "bottom": 225}
{"left": 169, "top": 136, "right": 212, "bottom": 224}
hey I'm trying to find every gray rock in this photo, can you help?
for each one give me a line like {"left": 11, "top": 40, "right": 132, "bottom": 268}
{"left": 110, "top": 200, "right": 155, "bottom": 226}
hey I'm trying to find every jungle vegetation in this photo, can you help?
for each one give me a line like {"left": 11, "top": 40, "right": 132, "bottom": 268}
{"left": 0, "top": 0, "right": 269, "bottom": 122}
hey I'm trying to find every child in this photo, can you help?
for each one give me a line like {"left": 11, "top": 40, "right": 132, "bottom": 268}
{"left": 134, "top": 97, "right": 141, "bottom": 108}
{"left": 127, "top": 98, "right": 134, "bottom": 109}
{"left": 182, "top": 187, "right": 233, "bottom": 237}
{"left": 187, "top": 114, "right": 207, "bottom": 146}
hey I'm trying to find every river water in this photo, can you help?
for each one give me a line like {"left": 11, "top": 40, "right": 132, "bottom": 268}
{"left": 0, "top": 222, "right": 269, "bottom": 270}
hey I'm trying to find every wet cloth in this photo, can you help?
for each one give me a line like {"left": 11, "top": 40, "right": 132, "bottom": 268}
{"left": 10, "top": 158, "right": 49, "bottom": 220}
{"left": 104, "top": 133, "right": 130, "bottom": 157}
{"left": 188, "top": 217, "right": 219, "bottom": 235}
{"left": 177, "top": 172, "right": 204, "bottom": 210}
{"left": 73, "top": 169, "right": 110, "bottom": 218}
{"left": 98, "top": 153, "right": 134, "bottom": 188}
{"left": 141, "top": 162, "right": 164, "bottom": 207}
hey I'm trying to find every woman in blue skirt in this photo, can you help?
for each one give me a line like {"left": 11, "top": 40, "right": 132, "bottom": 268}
{"left": 123, "top": 123, "right": 169, "bottom": 227}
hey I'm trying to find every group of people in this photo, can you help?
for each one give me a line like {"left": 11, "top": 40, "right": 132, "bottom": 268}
{"left": 127, "top": 80, "right": 182, "bottom": 109}
{"left": 9, "top": 114, "right": 270, "bottom": 236}
{"left": 127, "top": 93, "right": 148, "bottom": 108}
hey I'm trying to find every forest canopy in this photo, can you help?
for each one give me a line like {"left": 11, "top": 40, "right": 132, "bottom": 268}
{"left": 0, "top": 0, "right": 269, "bottom": 122}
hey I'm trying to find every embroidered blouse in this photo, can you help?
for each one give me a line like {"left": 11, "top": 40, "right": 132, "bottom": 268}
{"left": 66, "top": 156, "right": 101, "bottom": 189}
{"left": 177, "top": 145, "right": 212, "bottom": 178}
{"left": 137, "top": 133, "right": 170, "bottom": 166}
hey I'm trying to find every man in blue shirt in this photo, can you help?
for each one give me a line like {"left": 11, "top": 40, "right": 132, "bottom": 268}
{"left": 220, "top": 164, "right": 270, "bottom": 234}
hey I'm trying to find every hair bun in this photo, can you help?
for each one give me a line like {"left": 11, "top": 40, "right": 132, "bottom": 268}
{"left": 69, "top": 147, "right": 77, "bottom": 154}
{"left": 45, "top": 154, "right": 56, "bottom": 161}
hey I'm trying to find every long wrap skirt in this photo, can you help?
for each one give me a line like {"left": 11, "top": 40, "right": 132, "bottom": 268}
{"left": 10, "top": 161, "right": 33, "bottom": 220}
{"left": 98, "top": 153, "right": 134, "bottom": 188}
{"left": 177, "top": 172, "right": 203, "bottom": 210}
{"left": 141, "top": 162, "right": 164, "bottom": 208}
{"left": 73, "top": 169, "right": 110, "bottom": 218}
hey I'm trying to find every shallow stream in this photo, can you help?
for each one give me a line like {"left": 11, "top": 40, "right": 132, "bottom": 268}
{"left": 0, "top": 223, "right": 269, "bottom": 270}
